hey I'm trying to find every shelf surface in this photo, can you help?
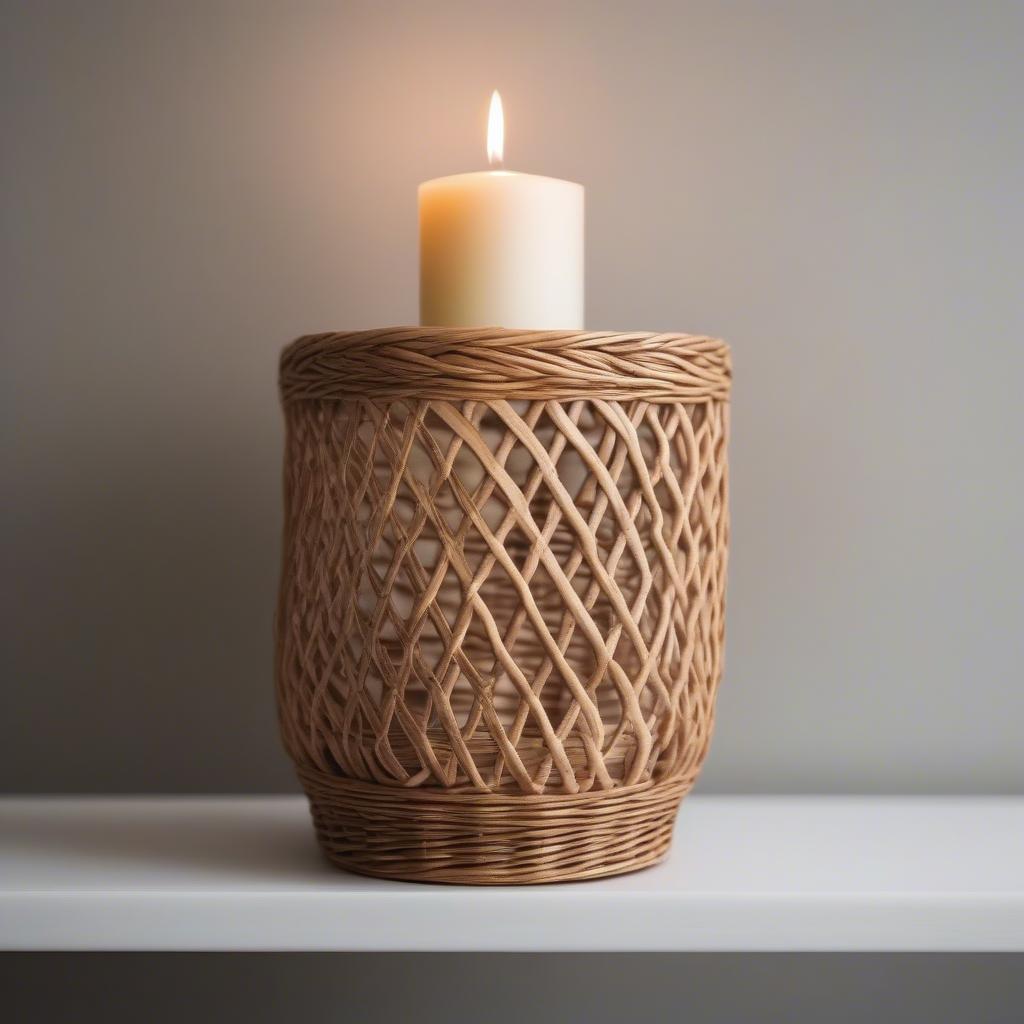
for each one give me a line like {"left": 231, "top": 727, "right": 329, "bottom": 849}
{"left": 1, "top": 795, "right": 1021, "bottom": 952}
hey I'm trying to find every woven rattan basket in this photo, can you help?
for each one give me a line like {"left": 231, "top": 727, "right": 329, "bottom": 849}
{"left": 276, "top": 327, "right": 730, "bottom": 884}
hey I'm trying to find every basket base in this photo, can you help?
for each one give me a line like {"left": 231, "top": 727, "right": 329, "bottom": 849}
{"left": 298, "top": 766, "right": 691, "bottom": 885}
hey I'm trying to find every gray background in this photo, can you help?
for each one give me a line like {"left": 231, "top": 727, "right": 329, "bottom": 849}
{"left": 3, "top": 0, "right": 1022, "bottom": 795}
{"left": 2, "top": 2, "right": 1022, "bottom": 1020}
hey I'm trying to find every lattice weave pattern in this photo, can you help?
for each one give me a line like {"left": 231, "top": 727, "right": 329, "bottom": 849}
{"left": 277, "top": 328, "right": 731, "bottom": 883}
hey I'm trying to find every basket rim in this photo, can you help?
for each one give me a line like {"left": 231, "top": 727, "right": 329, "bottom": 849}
{"left": 279, "top": 326, "right": 731, "bottom": 405}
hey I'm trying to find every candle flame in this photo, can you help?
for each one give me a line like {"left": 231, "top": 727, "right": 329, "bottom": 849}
{"left": 487, "top": 90, "right": 504, "bottom": 167}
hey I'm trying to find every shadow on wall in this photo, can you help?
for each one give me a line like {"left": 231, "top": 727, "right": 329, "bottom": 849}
{"left": 2, "top": 425, "right": 295, "bottom": 792}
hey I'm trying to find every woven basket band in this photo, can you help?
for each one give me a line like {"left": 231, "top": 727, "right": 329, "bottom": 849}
{"left": 280, "top": 327, "right": 731, "bottom": 404}
{"left": 298, "top": 765, "right": 693, "bottom": 884}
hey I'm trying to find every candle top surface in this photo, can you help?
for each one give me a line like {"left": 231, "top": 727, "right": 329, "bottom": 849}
{"left": 419, "top": 169, "right": 583, "bottom": 191}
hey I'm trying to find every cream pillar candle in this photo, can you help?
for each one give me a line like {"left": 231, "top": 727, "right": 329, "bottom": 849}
{"left": 419, "top": 92, "right": 584, "bottom": 330}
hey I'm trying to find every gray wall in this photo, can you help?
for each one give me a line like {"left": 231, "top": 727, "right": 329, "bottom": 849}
{"left": 3, "top": 0, "right": 1022, "bottom": 796}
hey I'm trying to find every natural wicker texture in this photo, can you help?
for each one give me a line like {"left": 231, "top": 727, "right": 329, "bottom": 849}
{"left": 280, "top": 327, "right": 731, "bottom": 404}
{"left": 277, "top": 327, "right": 730, "bottom": 884}
{"left": 300, "top": 764, "right": 689, "bottom": 884}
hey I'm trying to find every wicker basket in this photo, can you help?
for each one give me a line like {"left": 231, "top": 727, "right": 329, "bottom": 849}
{"left": 276, "top": 327, "right": 731, "bottom": 884}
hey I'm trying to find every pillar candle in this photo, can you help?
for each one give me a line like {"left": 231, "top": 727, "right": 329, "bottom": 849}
{"left": 419, "top": 92, "right": 584, "bottom": 330}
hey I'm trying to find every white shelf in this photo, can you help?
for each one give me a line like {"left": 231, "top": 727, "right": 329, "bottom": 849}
{"left": 1, "top": 795, "right": 1021, "bottom": 952}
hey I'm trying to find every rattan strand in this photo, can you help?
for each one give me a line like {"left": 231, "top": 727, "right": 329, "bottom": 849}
{"left": 277, "top": 328, "right": 730, "bottom": 884}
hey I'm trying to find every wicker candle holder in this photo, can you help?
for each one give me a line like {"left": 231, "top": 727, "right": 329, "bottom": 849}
{"left": 276, "top": 327, "right": 731, "bottom": 885}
